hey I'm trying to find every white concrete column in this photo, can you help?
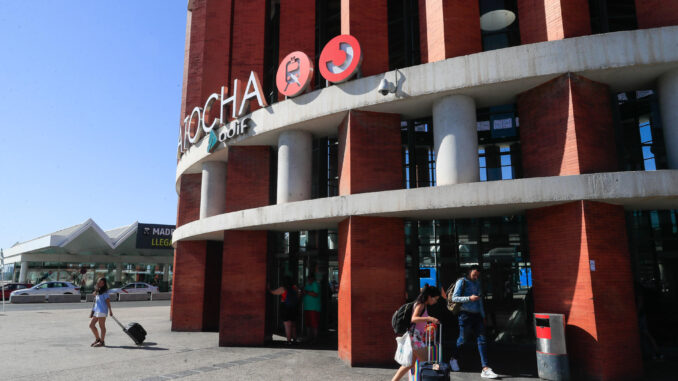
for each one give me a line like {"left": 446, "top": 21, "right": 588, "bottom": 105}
{"left": 277, "top": 130, "right": 312, "bottom": 204}
{"left": 199, "top": 161, "right": 227, "bottom": 218}
{"left": 115, "top": 262, "right": 123, "bottom": 284}
{"left": 18, "top": 261, "right": 28, "bottom": 282}
{"left": 433, "top": 95, "right": 479, "bottom": 185}
{"left": 659, "top": 68, "right": 678, "bottom": 169}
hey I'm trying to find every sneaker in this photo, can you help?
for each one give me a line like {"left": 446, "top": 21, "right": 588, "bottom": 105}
{"left": 481, "top": 367, "right": 498, "bottom": 379}
{"left": 449, "top": 358, "right": 460, "bottom": 372}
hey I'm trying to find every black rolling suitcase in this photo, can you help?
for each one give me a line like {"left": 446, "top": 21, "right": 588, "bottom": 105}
{"left": 112, "top": 315, "right": 147, "bottom": 345}
{"left": 417, "top": 323, "right": 450, "bottom": 381}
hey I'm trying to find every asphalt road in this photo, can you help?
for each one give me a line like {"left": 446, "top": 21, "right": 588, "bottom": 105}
{"left": 0, "top": 299, "right": 170, "bottom": 312}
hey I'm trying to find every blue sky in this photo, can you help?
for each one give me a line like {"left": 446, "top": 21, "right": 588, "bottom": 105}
{"left": 0, "top": 1, "right": 186, "bottom": 250}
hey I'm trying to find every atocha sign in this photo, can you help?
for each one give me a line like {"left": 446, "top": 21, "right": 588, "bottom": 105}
{"left": 178, "top": 35, "right": 363, "bottom": 157}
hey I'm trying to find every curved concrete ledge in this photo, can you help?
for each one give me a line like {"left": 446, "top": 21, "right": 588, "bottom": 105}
{"left": 173, "top": 170, "right": 678, "bottom": 243}
{"left": 176, "top": 26, "right": 678, "bottom": 188}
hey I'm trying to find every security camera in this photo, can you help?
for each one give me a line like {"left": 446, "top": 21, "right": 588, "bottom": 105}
{"left": 377, "top": 78, "right": 396, "bottom": 96}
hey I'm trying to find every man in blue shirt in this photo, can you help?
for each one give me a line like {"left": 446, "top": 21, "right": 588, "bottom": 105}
{"left": 450, "top": 265, "right": 498, "bottom": 379}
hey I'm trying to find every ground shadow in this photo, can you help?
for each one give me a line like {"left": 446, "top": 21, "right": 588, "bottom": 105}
{"left": 105, "top": 342, "right": 169, "bottom": 351}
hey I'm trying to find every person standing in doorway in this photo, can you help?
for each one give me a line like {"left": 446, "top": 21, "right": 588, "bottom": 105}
{"left": 302, "top": 274, "right": 321, "bottom": 344}
{"left": 268, "top": 277, "right": 299, "bottom": 345}
{"left": 89, "top": 277, "right": 112, "bottom": 347}
{"left": 450, "top": 266, "right": 498, "bottom": 379}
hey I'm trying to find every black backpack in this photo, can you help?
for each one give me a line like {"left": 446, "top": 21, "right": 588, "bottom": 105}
{"left": 391, "top": 302, "right": 415, "bottom": 335}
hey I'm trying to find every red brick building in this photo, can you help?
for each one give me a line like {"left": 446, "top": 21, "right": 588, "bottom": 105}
{"left": 171, "top": 1, "right": 678, "bottom": 379}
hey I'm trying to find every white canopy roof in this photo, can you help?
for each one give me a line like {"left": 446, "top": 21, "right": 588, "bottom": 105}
{"left": 3, "top": 219, "right": 174, "bottom": 265}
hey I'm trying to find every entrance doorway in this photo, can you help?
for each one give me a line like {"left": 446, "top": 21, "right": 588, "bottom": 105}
{"left": 406, "top": 217, "right": 534, "bottom": 346}
{"left": 267, "top": 230, "right": 338, "bottom": 347}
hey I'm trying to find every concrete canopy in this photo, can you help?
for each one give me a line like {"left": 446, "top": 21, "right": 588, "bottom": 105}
{"left": 3, "top": 219, "right": 173, "bottom": 265}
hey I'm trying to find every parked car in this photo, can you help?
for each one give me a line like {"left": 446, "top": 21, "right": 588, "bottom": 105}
{"left": 1, "top": 283, "right": 33, "bottom": 300}
{"left": 10, "top": 281, "right": 80, "bottom": 297}
{"left": 109, "top": 282, "right": 159, "bottom": 297}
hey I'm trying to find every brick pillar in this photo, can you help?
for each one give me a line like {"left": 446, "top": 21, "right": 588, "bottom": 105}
{"left": 517, "top": 0, "right": 591, "bottom": 44}
{"left": 418, "top": 0, "right": 481, "bottom": 63}
{"left": 220, "top": 230, "right": 268, "bottom": 346}
{"left": 171, "top": 240, "right": 208, "bottom": 331}
{"left": 341, "top": 0, "right": 389, "bottom": 77}
{"left": 338, "top": 110, "right": 402, "bottom": 195}
{"left": 231, "top": 0, "right": 267, "bottom": 114}
{"left": 219, "top": 146, "right": 271, "bottom": 346}
{"left": 279, "top": 0, "right": 315, "bottom": 100}
{"left": 517, "top": 73, "right": 618, "bottom": 177}
{"left": 527, "top": 201, "right": 642, "bottom": 381}
{"left": 338, "top": 216, "right": 406, "bottom": 366}
{"left": 636, "top": 0, "right": 678, "bottom": 29}
{"left": 336, "top": 110, "right": 405, "bottom": 365}
{"left": 181, "top": 0, "right": 233, "bottom": 144}
{"left": 171, "top": 173, "right": 204, "bottom": 328}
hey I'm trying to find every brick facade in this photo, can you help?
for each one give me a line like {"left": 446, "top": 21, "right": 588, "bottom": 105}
{"left": 527, "top": 201, "right": 642, "bottom": 380}
{"left": 279, "top": 0, "right": 315, "bottom": 100}
{"left": 517, "top": 0, "right": 591, "bottom": 44}
{"left": 224, "top": 146, "right": 272, "bottom": 212}
{"left": 171, "top": 240, "right": 208, "bottom": 331}
{"left": 419, "top": 0, "right": 481, "bottom": 63}
{"left": 231, "top": 0, "right": 267, "bottom": 115}
{"left": 341, "top": 0, "right": 389, "bottom": 77}
{"left": 219, "top": 145, "right": 271, "bottom": 346}
{"left": 518, "top": 73, "right": 617, "bottom": 178}
{"left": 338, "top": 216, "right": 406, "bottom": 366}
{"left": 220, "top": 230, "right": 268, "bottom": 346}
{"left": 635, "top": 0, "right": 678, "bottom": 29}
{"left": 338, "top": 111, "right": 402, "bottom": 195}
{"left": 181, "top": 0, "right": 233, "bottom": 144}
{"left": 177, "top": 173, "right": 202, "bottom": 226}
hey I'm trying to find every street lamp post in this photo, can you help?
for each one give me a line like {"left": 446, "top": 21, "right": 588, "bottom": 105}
{"left": 1, "top": 249, "right": 6, "bottom": 313}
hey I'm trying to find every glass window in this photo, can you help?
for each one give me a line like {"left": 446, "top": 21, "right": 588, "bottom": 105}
{"left": 616, "top": 90, "right": 667, "bottom": 171}
{"left": 479, "top": 0, "right": 520, "bottom": 51}
{"left": 589, "top": 0, "right": 637, "bottom": 34}
{"left": 388, "top": 0, "right": 421, "bottom": 70}
{"left": 402, "top": 118, "right": 435, "bottom": 188}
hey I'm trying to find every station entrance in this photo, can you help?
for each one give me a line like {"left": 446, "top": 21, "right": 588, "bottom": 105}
{"left": 267, "top": 230, "right": 339, "bottom": 346}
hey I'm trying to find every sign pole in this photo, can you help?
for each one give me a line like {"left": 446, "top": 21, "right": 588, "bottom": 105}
{"left": 1, "top": 249, "right": 6, "bottom": 314}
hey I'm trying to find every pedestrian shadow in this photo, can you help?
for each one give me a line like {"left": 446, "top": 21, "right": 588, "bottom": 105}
{"left": 106, "top": 342, "right": 169, "bottom": 351}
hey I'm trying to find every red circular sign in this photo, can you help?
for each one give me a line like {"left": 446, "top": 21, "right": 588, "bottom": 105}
{"left": 276, "top": 51, "right": 314, "bottom": 98}
{"left": 319, "top": 35, "right": 363, "bottom": 84}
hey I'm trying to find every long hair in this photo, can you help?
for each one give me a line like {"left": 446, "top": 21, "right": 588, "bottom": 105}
{"left": 283, "top": 276, "right": 295, "bottom": 291}
{"left": 415, "top": 284, "right": 441, "bottom": 305}
{"left": 95, "top": 277, "right": 108, "bottom": 295}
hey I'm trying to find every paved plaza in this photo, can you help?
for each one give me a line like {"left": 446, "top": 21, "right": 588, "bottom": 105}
{"left": 0, "top": 301, "right": 541, "bottom": 381}
{"left": 0, "top": 301, "right": 673, "bottom": 380}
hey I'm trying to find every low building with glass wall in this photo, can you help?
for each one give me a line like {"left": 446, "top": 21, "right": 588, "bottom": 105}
{"left": 171, "top": 1, "right": 678, "bottom": 379}
{"left": 3, "top": 219, "right": 175, "bottom": 293}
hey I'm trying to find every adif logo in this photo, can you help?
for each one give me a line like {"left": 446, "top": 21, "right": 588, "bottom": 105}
{"left": 207, "top": 130, "right": 219, "bottom": 153}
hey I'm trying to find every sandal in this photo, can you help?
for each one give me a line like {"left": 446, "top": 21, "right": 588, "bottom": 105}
{"left": 93, "top": 340, "right": 105, "bottom": 347}
{"left": 91, "top": 339, "right": 101, "bottom": 347}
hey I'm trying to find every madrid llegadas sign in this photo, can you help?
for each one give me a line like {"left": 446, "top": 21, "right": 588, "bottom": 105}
{"left": 178, "top": 35, "right": 362, "bottom": 157}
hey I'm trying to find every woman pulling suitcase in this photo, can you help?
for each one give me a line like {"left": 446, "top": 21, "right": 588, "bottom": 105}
{"left": 89, "top": 277, "right": 113, "bottom": 347}
{"left": 392, "top": 285, "right": 441, "bottom": 381}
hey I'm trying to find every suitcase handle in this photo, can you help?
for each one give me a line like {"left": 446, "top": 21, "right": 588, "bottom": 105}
{"left": 111, "top": 315, "right": 126, "bottom": 331}
{"left": 425, "top": 322, "right": 443, "bottom": 364}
